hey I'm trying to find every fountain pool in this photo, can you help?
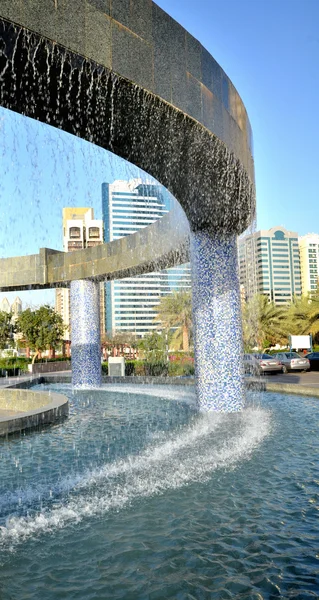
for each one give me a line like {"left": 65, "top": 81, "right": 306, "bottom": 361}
{"left": 0, "top": 384, "right": 318, "bottom": 598}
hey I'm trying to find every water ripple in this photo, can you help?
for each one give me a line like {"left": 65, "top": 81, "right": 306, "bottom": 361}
{"left": 0, "top": 387, "right": 318, "bottom": 599}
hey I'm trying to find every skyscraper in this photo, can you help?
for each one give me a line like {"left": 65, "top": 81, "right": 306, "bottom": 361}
{"left": 102, "top": 179, "right": 191, "bottom": 336}
{"left": 55, "top": 208, "right": 105, "bottom": 340}
{"left": 299, "top": 233, "right": 319, "bottom": 295}
{"left": 238, "top": 226, "right": 302, "bottom": 304}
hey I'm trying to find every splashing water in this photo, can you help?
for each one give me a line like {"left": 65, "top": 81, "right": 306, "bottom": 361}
{"left": 0, "top": 385, "right": 270, "bottom": 552}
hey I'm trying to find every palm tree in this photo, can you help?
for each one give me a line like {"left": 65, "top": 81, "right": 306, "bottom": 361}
{"left": 154, "top": 291, "right": 192, "bottom": 352}
{"left": 286, "top": 288, "right": 319, "bottom": 337}
{"left": 307, "top": 288, "right": 319, "bottom": 338}
{"left": 242, "top": 294, "right": 288, "bottom": 351}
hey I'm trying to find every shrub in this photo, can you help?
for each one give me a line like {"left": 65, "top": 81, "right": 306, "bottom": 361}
{"left": 0, "top": 356, "right": 29, "bottom": 376}
{"left": 168, "top": 361, "right": 195, "bottom": 377}
{"left": 0, "top": 357, "right": 29, "bottom": 369}
{"left": 133, "top": 360, "right": 147, "bottom": 375}
{"left": 144, "top": 360, "right": 169, "bottom": 377}
{"left": 34, "top": 356, "right": 71, "bottom": 363}
{"left": 103, "top": 359, "right": 194, "bottom": 377}
{"left": 125, "top": 361, "right": 136, "bottom": 376}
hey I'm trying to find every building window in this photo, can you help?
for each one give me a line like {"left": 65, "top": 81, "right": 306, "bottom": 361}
{"left": 88, "top": 227, "right": 100, "bottom": 238}
{"left": 273, "top": 230, "right": 285, "bottom": 240}
{"left": 274, "top": 276, "right": 290, "bottom": 280}
{"left": 69, "top": 227, "right": 81, "bottom": 239}
{"left": 273, "top": 259, "right": 289, "bottom": 264}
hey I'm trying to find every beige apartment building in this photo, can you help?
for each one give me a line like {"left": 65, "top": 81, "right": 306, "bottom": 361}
{"left": 55, "top": 208, "right": 105, "bottom": 341}
{"left": 238, "top": 226, "right": 302, "bottom": 304}
{"left": 299, "top": 233, "right": 319, "bottom": 295}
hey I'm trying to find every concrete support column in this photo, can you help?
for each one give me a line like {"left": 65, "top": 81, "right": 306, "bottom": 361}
{"left": 190, "top": 231, "right": 245, "bottom": 412}
{"left": 70, "top": 280, "right": 101, "bottom": 388}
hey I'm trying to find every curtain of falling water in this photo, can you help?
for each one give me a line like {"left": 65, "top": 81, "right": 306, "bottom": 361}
{"left": 70, "top": 280, "right": 101, "bottom": 388}
{"left": 190, "top": 231, "right": 245, "bottom": 411}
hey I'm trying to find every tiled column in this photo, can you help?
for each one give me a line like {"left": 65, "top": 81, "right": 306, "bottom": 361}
{"left": 190, "top": 231, "right": 244, "bottom": 412}
{"left": 70, "top": 280, "right": 101, "bottom": 388}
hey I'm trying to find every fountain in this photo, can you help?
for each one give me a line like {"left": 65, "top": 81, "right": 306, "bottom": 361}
{"left": 0, "top": 0, "right": 255, "bottom": 410}
{"left": 1, "top": 3, "right": 318, "bottom": 598}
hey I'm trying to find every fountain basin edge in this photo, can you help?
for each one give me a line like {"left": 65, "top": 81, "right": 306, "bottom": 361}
{"left": 6, "top": 375, "right": 319, "bottom": 398}
{"left": 1, "top": 375, "right": 317, "bottom": 438}
{"left": 0, "top": 385, "right": 69, "bottom": 437}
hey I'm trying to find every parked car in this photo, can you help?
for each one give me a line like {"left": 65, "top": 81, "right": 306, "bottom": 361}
{"left": 304, "top": 352, "right": 319, "bottom": 371}
{"left": 243, "top": 353, "right": 282, "bottom": 375}
{"left": 273, "top": 352, "right": 310, "bottom": 373}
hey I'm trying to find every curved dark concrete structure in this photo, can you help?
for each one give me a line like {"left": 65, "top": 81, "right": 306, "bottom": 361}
{"left": 0, "top": 203, "right": 190, "bottom": 291}
{"left": 0, "top": 1, "right": 255, "bottom": 409}
{"left": 0, "top": 1, "right": 255, "bottom": 233}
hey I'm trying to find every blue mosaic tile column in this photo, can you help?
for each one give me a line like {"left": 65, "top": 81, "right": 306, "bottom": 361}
{"left": 70, "top": 280, "right": 101, "bottom": 388}
{"left": 190, "top": 231, "right": 245, "bottom": 412}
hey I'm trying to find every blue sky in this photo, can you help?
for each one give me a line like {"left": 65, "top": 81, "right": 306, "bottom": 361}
{"left": 156, "top": 0, "right": 319, "bottom": 235}
{"left": 0, "top": 0, "right": 318, "bottom": 306}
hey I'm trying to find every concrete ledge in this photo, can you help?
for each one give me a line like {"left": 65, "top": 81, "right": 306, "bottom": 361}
{"left": 263, "top": 381, "right": 319, "bottom": 398}
{"left": 33, "top": 374, "right": 319, "bottom": 397}
{"left": 0, "top": 387, "right": 69, "bottom": 437}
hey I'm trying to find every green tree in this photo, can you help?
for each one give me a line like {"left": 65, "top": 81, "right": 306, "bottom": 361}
{"left": 137, "top": 330, "right": 170, "bottom": 375}
{"left": 137, "top": 330, "right": 168, "bottom": 362}
{"left": 242, "top": 294, "right": 288, "bottom": 351}
{"left": 285, "top": 289, "right": 319, "bottom": 338}
{"left": 154, "top": 291, "right": 192, "bottom": 352}
{"left": 102, "top": 331, "right": 138, "bottom": 357}
{"left": 17, "top": 305, "right": 65, "bottom": 363}
{"left": 0, "top": 311, "right": 15, "bottom": 350}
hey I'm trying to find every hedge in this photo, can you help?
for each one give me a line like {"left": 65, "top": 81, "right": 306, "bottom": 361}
{"left": 101, "top": 360, "right": 194, "bottom": 377}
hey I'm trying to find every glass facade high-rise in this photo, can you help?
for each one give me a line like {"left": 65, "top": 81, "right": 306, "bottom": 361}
{"left": 102, "top": 179, "right": 191, "bottom": 336}
{"left": 238, "top": 226, "right": 302, "bottom": 304}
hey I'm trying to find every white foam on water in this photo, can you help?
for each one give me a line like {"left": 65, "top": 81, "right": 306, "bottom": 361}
{"left": 0, "top": 404, "right": 216, "bottom": 513}
{"left": 102, "top": 383, "right": 196, "bottom": 404}
{"left": 0, "top": 407, "right": 271, "bottom": 550}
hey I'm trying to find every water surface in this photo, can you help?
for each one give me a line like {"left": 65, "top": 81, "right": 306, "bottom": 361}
{"left": 0, "top": 385, "right": 318, "bottom": 599}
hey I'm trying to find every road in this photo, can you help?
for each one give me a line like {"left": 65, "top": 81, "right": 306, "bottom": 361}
{"left": 264, "top": 370, "right": 319, "bottom": 388}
